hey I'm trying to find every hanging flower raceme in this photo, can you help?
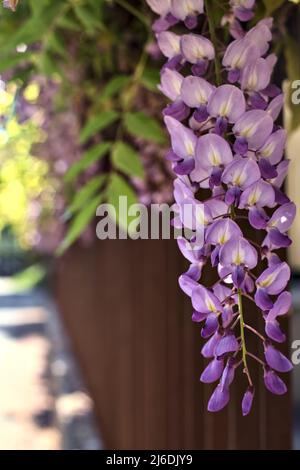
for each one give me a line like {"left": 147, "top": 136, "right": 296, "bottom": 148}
{"left": 147, "top": 0, "right": 295, "bottom": 415}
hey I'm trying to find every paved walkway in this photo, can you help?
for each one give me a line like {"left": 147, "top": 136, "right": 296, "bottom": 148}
{"left": 0, "top": 288, "right": 60, "bottom": 450}
{"left": 0, "top": 279, "right": 101, "bottom": 450}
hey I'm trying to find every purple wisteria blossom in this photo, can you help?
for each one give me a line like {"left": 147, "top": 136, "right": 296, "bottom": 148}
{"left": 147, "top": 0, "right": 295, "bottom": 415}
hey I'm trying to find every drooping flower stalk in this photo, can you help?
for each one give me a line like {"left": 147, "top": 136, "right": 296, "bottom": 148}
{"left": 146, "top": 0, "right": 296, "bottom": 415}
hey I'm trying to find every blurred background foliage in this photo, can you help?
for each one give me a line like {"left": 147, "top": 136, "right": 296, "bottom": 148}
{"left": 0, "top": 0, "right": 299, "bottom": 258}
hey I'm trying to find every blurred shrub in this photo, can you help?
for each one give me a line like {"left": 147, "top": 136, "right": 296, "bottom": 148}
{"left": 0, "top": 0, "right": 172, "bottom": 252}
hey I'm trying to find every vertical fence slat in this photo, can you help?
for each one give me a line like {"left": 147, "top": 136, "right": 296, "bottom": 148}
{"left": 55, "top": 240, "right": 292, "bottom": 449}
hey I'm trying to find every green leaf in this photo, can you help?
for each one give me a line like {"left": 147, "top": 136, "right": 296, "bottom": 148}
{"left": 65, "top": 142, "right": 111, "bottom": 183}
{"left": 57, "top": 195, "right": 101, "bottom": 255}
{"left": 100, "top": 75, "right": 131, "bottom": 101}
{"left": 112, "top": 142, "right": 144, "bottom": 179}
{"left": 38, "top": 51, "right": 62, "bottom": 77}
{"left": 79, "top": 111, "right": 119, "bottom": 144}
{"left": 263, "top": 0, "right": 284, "bottom": 14}
{"left": 141, "top": 68, "right": 160, "bottom": 92}
{"left": 74, "top": 5, "right": 104, "bottom": 34}
{"left": 124, "top": 112, "right": 166, "bottom": 144}
{"left": 67, "top": 175, "right": 106, "bottom": 214}
{"left": 56, "top": 15, "right": 82, "bottom": 32}
{"left": 106, "top": 173, "right": 138, "bottom": 234}
{"left": 0, "top": 52, "right": 32, "bottom": 73}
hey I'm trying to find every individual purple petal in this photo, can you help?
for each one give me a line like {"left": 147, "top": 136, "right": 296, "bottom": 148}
{"left": 195, "top": 134, "right": 233, "bottom": 175}
{"left": 265, "top": 320, "right": 286, "bottom": 343}
{"left": 180, "top": 75, "right": 214, "bottom": 108}
{"left": 257, "top": 129, "right": 287, "bottom": 165}
{"left": 229, "top": 17, "right": 246, "bottom": 40}
{"left": 267, "top": 94, "right": 284, "bottom": 121}
{"left": 200, "top": 358, "right": 224, "bottom": 383}
{"left": 228, "top": 69, "right": 241, "bottom": 83}
{"left": 267, "top": 202, "right": 296, "bottom": 233}
{"left": 273, "top": 187, "right": 290, "bottom": 205}
{"left": 245, "top": 22, "right": 272, "bottom": 55}
{"left": 171, "top": 0, "right": 204, "bottom": 22}
{"left": 242, "top": 273, "right": 255, "bottom": 294}
{"left": 220, "top": 358, "right": 236, "bottom": 389}
{"left": 263, "top": 84, "right": 281, "bottom": 98}
{"left": 223, "top": 38, "right": 260, "bottom": 75}
{"left": 146, "top": 0, "right": 171, "bottom": 16}
{"left": 173, "top": 177, "right": 195, "bottom": 204}
{"left": 248, "top": 207, "right": 268, "bottom": 230}
{"left": 202, "top": 313, "right": 219, "bottom": 338}
{"left": 213, "top": 284, "right": 234, "bottom": 303}
{"left": 222, "top": 307, "right": 234, "bottom": 328}
{"left": 207, "top": 84, "right": 246, "bottom": 123}
{"left": 234, "top": 8, "right": 254, "bottom": 22}
{"left": 256, "top": 262, "right": 291, "bottom": 295}
{"left": 192, "top": 310, "right": 208, "bottom": 323}
{"left": 157, "top": 31, "right": 181, "bottom": 59}
{"left": 163, "top": 100, "right": 190, "bottom": 121}
{"left": 194, "top": 105, "right": 209, "bottom": 123}
{"left": 215, "top": 331, "right": 239, "bottom": 358}
{"left": 159, "top": 68, "right": 184, "bottom": 101}
{"left": 207, "top": 384, "right": 230, "bottom": 412}
{"left": 267, "top": 291, "right": 292, "bottom": 321}
{"left": 255, "top": 288, "right": 273, "bottom": 310}
{"left": 264, "top": 344, "right": 293, "bottom": 373}
{"left": 264, "top": 369, "right": 287, "bottom": 395}
{"left": 271, "top": 160, "right": 289, "bottom": 189}
{"left": 185, "top": 263, "right": 202, "bottom": 281}
{"left": 201, "top": 331, "right": 222, "bottom": 358}
{"left": 192, "top": 285, "right": 223, "bottom": 314}
{"left": 206, "top": 218, "right": 242, "bottom": 246}
{"left": 166, "top": 149, "right": 181, "bottom": 162}
{"left": 233, "top": 110, "right": 274, "bottom": 150}
{"left": 240, "top": 58, "right": 272, "bottom": 92}
{"left": 192, "top": 61, "right": 208, "bottom": 77}
{"left": 268, "top": 228, "right": 292, "bottom": 248}
{"left": 258, "top": 158, "right": 278, "bottom": 180}
{"left": 177, "top": 236, "right": 202, "bottom": 264}
{"left": 222, "top": 157, "right": 261, "bottom": 190}
{"left": 181, "top": 34, "right": 215, "bottom": 64}
{"left": 215, "top": 116, "right": 228, "bottom": 136}
{"left": 225, "top": 186, "right": 241, "bottom": 206}
{"left": 239, "top": 180, "right": 275, "bottom": 209}
{"left": 153, "top": 16, "right": 176, "bottom": 34}
{"left": 219, "top": 237, "right": 258, "bottom": 270}
{"left": 174, "top": 157, "right": 195, "bottom": 175}
{"left": 164, "top": 116, "right": 197, "bottom": 159}
{"left": 205, "top": 198, "right": 228, "bottom": 219}
{"left": 233, "top": 137, "right": 248, "bottom": 155}
{"left": 249, "top": 92, "right": 268, "bottom": 110}
{"left": 242, "top": 388, "right": 254, "bottom": 416}
{"left": 178, "top": 273, "right": 199, "bottom": 297}
{"left": 232, "top": 265, "right": 246, "bottom": 288}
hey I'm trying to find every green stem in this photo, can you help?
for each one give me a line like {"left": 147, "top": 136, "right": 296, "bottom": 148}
{"left": 204, "top": 0, "right": 222, "bottom": 86}
{"left": 113, "top": 0, "right": 150, "bottom": 28}
{"left": 238, "top": 289, "right": 253, "bottom": 387}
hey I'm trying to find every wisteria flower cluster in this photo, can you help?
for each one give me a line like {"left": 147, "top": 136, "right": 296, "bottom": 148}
{"left": 146, "top": 0, "right": 296, "bottom": 415}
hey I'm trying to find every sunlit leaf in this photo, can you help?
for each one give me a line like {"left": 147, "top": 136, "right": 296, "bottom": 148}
{"left": 124, "top": 112, "right": 166, "bottom": 144}
{"left": 65, "top": 142, "right": 111, "bottom": 183}
{"left": 67, "top": 175, "right": 106, "bottom": 214}
{"left": 79, "top": 111, "right": 119, "bottom": 144}
{"left": 57, "top": 195, "right": 102, "bottom": 255}
{"left": 106, "top": 173, "right": 138, "bottom": 234}
{"left": 112, "top": 141, "right": 144, "bottom": 179}
{"left": 100, "top": 75, "right": 131, "bottom": 101}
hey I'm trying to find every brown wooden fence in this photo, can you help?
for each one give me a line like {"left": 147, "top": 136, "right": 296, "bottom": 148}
{"left": 54, "top": 239, "right": 292, "bottom": 450}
